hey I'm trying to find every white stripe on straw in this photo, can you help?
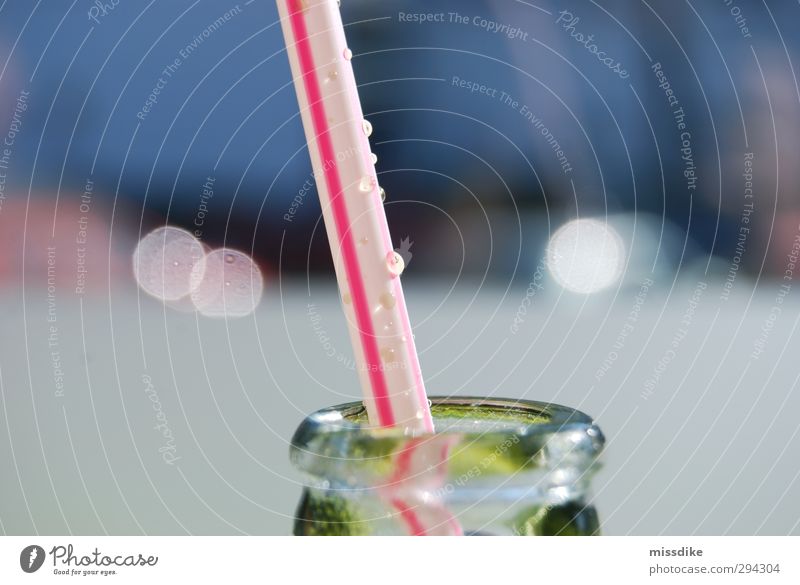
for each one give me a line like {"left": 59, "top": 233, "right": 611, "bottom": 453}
{"left": 276, "top": 0, "right": 433, "bottom": 433}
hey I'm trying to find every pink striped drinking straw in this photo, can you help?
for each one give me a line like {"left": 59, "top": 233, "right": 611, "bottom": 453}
{"left": 275, "top": 0, "right": 433, "bottom": 433}
{"left": 277, "top": 0, "right": 462, "bottom": 535}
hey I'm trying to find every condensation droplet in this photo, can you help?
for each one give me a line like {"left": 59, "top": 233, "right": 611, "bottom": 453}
{"left": 133, "top": 227, "right": 206, "bottom": 301}
{"left": 359, "top": 176, "right": 374, "bottom": 192}
{"left": 370, "top": 152, "right": 378, "bottom": 165}
{"left": 190, "top": 248, "right": 264, "bottom": 318}
{"left": 343, "top": 48, "right": 353, "bottom": 61}
{"left": 379, "top": 291, "right": 396, "bottom": 310}
{"left": 359, "top": 236, "right": 369, "bottom": 246}
{"left": 380, "top": 347, "right": 396, "bottom": 362}
{"left": 362, "top": 119, "right": 373, "bottom": 137}
{"left": 386, "top": 251, "right": 405, "bottom": 277}
{"left": 379, "top": 187, "right": 386, "bottom": 202}
{"left": 342, "top": 292, "right": 352, "bottom": 304}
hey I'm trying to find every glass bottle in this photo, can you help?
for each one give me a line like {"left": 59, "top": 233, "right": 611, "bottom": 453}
{"left": 290, "top": 397, "right": 604, "bottom": 536}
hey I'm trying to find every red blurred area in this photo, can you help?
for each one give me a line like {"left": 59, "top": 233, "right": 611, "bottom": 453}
{"left": 0, "top": 192, "right": 131, "bottom": 292}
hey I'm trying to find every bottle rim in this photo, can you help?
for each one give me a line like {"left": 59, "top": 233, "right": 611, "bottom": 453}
{"left": 290, "top": 396, "right": 605, "bottom": 490}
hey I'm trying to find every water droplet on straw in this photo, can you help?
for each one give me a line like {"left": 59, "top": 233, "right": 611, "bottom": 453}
{"left": 359, "top": 236, "right": 369, "bottom": 246}
{"left": 370, "top": 152, "right": 378, "bottom": 165}
{"left": 359, "top": 176, "right": 374, "bottom": 192}
{"left": 386, "top": 251, "right": 405, "bottom": 277}
{"left": 343, "top": 48, "right": 352, "bottom": 61}
{"left": 379, "top": 291, "right": 396, "bottom": 310}
{"left": 362, "top": 119, "right": 373, "bottom": 137}
{"left": 380, "top": 347, "right": 396, "bottom": 362}
{"left": 379, "top": 187, "right": 386, "bottom": 202}
{"left": 342, "top": 292, "right": 352, "bottom": 305}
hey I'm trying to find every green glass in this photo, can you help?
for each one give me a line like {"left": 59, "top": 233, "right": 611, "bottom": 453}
{"left": 290, "top": 397, "right": 604, "bottom": 536}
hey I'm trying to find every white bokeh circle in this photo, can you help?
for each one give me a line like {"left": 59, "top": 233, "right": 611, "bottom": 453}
{"left": 546, "top": 218, "right": 625, "bottom": 294}
{"left": 190, "top": 248, "right": 264, "bottom": 318}
{"left": 132, "top": 226, "right": 207, "bottom": 301}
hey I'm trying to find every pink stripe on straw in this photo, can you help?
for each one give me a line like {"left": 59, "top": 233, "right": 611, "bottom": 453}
{"left": 385, "top": 439, "right": 463, "bottom": 536}
{"left": 333, "top": 48, "right": 432, "bottom": 432}
{"left": 287, "top": 0, "right": 395, "bottom": 427}
{"left": 387, "top": 439, "right": 429, "bottom": 535}
{"left": 389, "top": 498, "right": 427, "bottom": 536}
{"left": 280, "top": 0, "right": 457, "bottom": 535}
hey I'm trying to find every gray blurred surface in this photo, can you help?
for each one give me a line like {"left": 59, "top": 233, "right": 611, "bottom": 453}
{"left": 1, "top": 277, "right": 799, "bottom": 535}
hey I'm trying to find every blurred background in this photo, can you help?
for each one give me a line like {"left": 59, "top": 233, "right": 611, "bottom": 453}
{"left": 1, "top": 0, "right": 799, "bottom": 536}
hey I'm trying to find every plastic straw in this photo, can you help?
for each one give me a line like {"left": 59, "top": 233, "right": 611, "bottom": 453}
{"left": 277, "top": 0, "right": 461, "bottom": 535}
{"left": 276, "top": 0, "right": 433, "bottom": 433}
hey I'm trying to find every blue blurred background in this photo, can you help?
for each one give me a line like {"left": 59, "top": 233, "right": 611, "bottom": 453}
{"left": 1, "top": 0, "right": 797, "bottom": 282}
{"left": 2, "top": 1, "right": 800, "bottom": 536}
